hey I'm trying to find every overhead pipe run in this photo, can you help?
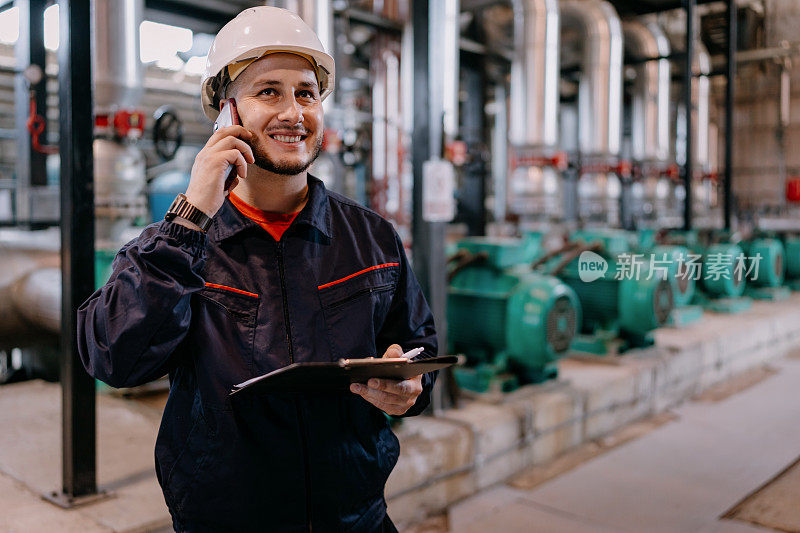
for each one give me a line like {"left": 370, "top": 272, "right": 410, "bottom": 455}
{"left": 93, "top": 0, "right": 144, "bottom": 113}
{"left": 93, "top": 0, "right": 147, "bottom": 249}
{"left": 560, "top": 0, "right": 624, "bottom": 225}
{"left": 623, "top": 19, "right": 671, "bottom": 164}
{"left": 509, "top": 0, "right": 560, "bottom": 149}
{"left": 693, "top": 43, "right": 711, "bottom": 173}
{"left": 504, "top": 0, "right": 562, "bottom": 221}
{"left": 623, "top": 19, "right": 672, "bottom": 225}
{"left": 560, "top": 0, "right": 623, "bottom": 160}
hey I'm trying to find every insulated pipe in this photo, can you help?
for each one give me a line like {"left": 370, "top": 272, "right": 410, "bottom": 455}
{"left": 442, "top": 0, "right": 460, "bottom": 140}
{"left": 93, "top": 0, "right": 144, "bottom": 112}
{"left": 509, "top": 0, "right": 560, "bottom": 149}
{"left": 560, "top": 0, "right": 624, "bottom": 159}
{"left": 12, "top": 268, "right": 62, "bottom": 334}
{"left": 669, "top": 35, "right": 711, "bottom": 174}
{"left": 0, "top": 234, "right": 60, "bottom": 341}
{"left": 426, "top": 0, "right": 460, "bottom": 146}
{"left": 492, "top": 83, "right": 509, "bottom": 221}
{"left": 623, "top": 20, "right": 671, "bottom": 163}
{"left": 694, "top": 42, "right": 711, "bottom": 171}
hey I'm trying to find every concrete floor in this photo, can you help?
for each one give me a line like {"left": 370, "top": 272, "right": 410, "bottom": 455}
{"left": 446, "top": 354, "right": 800, "bottom": 533}
{"left": 0, "top": 381, "right": 171, "bottom": 532}
{"left": 2, "top": 357, "right": 799, "bottom": 532}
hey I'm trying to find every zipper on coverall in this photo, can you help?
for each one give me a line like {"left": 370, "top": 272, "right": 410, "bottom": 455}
{"left": 277, "top": 241, "right": 314, "bottom": 532}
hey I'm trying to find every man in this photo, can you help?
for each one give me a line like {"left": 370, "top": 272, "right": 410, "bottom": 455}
{"left": 78, "top": 7, "right": 437, "bottom": 532}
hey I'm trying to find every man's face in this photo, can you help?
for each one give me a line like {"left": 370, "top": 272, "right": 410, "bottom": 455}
{"left": 229, "top": 53, "right": 323, "bottom": 176}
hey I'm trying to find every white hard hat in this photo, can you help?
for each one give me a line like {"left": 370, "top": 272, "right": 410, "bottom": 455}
{"left": 200, "top": 6, "right": 335, "bottom": 120}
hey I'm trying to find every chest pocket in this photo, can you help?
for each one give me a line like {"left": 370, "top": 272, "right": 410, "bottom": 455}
{"left": 197, "top": 283, "right": 260, "bottom": 328}
{"left": 318, "top": 265, "right": 398, "bottom": 360}
{"left": 193, "top": 283, "right": 260, "bottom": 401}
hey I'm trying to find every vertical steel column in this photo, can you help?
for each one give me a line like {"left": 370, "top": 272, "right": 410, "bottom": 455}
{"left": 683, "top": 0, "right": 695, "bottom": 231}
{"left": 724, "top": 0, "right": 736, "bottom": 230}
{"left": 459, "top": 58, "right": 487, "bottom": 236}
{"left": 14, "top": 0, "right": 49, "bottom": 223}
{"left": 57, "top": 0, "right": 97, "bottom": 502}
{"left": 412, "top": 0, "right": 431, "bottom": 295}
{"left": 412, "top": 0, "right": 450, "bottom": 410}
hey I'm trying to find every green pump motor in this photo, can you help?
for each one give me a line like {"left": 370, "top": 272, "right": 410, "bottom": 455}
{"left": 784, "top": 237, "right": 800, "bottom": 289}
{"left": 647, "top": 244, "right": 702, "bottom": 326}
{"left": 699, "top": 242, "right": 747, "bottom": 297}
{"left": 448, "top": 238, "right": 581, "bottom": 392}
{"left": 554, "top": 229, "right": 674, "bottom": 353}
{"left": 741, "top": 238, "right": 785, "bottom": 288}
{"left": 638, "top": 229, "right": 753, "bottom": 311}
{"left": 648, "top": 244, "right": 696, "bottom": 306}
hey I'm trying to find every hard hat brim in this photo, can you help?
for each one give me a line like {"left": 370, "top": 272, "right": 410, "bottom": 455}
{"left": 201, "top": 44, "right": 334, "bottom": 121}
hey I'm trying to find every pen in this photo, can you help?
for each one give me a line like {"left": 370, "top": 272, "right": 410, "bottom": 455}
{"left": 402, "top": 347, "right": 425, "bottom": 359}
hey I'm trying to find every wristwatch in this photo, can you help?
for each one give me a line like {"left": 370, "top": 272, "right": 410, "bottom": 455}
{"left": 164, "top": 194, "right": 213, "bottom": 233}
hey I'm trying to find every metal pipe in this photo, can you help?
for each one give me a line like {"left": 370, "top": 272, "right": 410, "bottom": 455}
{"left": 13, "top": 267, "right": 62, "bottom": 334}
{"left": 694, "top": 42, "right": 711, "bottom": 171}
{"left": 492, "top": 84, "right": 508, "bottom": 221}
{"left": 560, "top": 0, "right": 624, "bottom": 159}
{"left": 778, "top": 62, "right": 790, "bottom": 209}
{"left": 509, "top": 0, "right": 560, "bottom": 149}
{"left": 93, "top": 0, "right": 144, "bottom": 112}
{"left": 442, "top": 0, "right": 460, "bottom": 140}
{"left": 423, "top": 0, "right": 460, "bottom": 147}
{"left": 623, "top": 19, "right": 671, "bottom": 163}
{"left": 0, "top": 236, "right": 60, "bottom": 341}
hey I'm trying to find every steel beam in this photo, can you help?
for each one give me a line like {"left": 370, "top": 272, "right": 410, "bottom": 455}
{"left": 683, "top": 0, "right": 695, "bottom": 231}
{"left": 55, "top": 0, "right": 97, "bottom": 504}
{"left": 724, "top": 0, "right": 736, "bottom": 230}
{"left": 458, "top": 57, "right": 487, "bottom": 236}
{"left": 412, "top": 0, "right": 431, "bottom": 296}
{"left": 412, "top": 0, "right": 451, "bottom": 411}
{"left": 609, "top": 0, "right": 719, "bottom": 16}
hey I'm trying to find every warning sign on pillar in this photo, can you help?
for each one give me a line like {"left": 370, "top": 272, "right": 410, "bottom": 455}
{"left": 422, "top": 159, "right": 455, "bottom": 222}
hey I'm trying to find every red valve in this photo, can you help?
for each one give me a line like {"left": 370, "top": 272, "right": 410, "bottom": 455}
{"left": 512, "top": 151, "right": 569, "bottom": 171}
{"left": 26, "top": 94, "right": 58, "bottom": 154}
{"left": 445, "top": 140, "right": 468, "bottom": 166}
{"left": 787, "top": 177, "right": 800, "bottom": 203}
{"left": 113, "top": 110, "right": 146, "bottom": 139}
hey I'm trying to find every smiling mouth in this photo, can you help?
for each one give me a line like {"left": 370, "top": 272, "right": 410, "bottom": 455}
{"left": 269, "top": 134, "right": 307, "bottom": 143}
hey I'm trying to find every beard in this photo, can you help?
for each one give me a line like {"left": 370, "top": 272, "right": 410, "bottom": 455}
{"left": 250, "top": 133, "right": 323, "bottom": 176}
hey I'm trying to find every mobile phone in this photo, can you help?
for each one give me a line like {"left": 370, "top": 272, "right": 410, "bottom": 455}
{"left": 214, "top": 98, "right": 241, "bottom": 192}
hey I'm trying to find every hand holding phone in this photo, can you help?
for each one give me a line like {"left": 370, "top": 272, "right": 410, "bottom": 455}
{"left": 214, "top": 98, "right": 242, "bottom": 193}
{"left": 183, "top": 98, "right": 254, "bottom": 218}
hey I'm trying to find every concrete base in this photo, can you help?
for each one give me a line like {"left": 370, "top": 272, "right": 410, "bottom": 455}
{"left": 387, "top": 294, "right": 800, "bottom": 528}
{"left": 666, "top": 304, "right": 704, "bottom": 327}
{"left": 746, "top": 286, "right": 792, "bottom": 301}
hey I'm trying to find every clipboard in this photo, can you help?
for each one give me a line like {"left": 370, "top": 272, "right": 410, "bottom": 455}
{"left": 229, "top": 355, "right": 459, "bottom": 396}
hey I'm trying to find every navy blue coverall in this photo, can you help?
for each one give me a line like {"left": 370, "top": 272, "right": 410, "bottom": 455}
{"left": 78, "top": 176, "right": 438, "bottom": 532}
